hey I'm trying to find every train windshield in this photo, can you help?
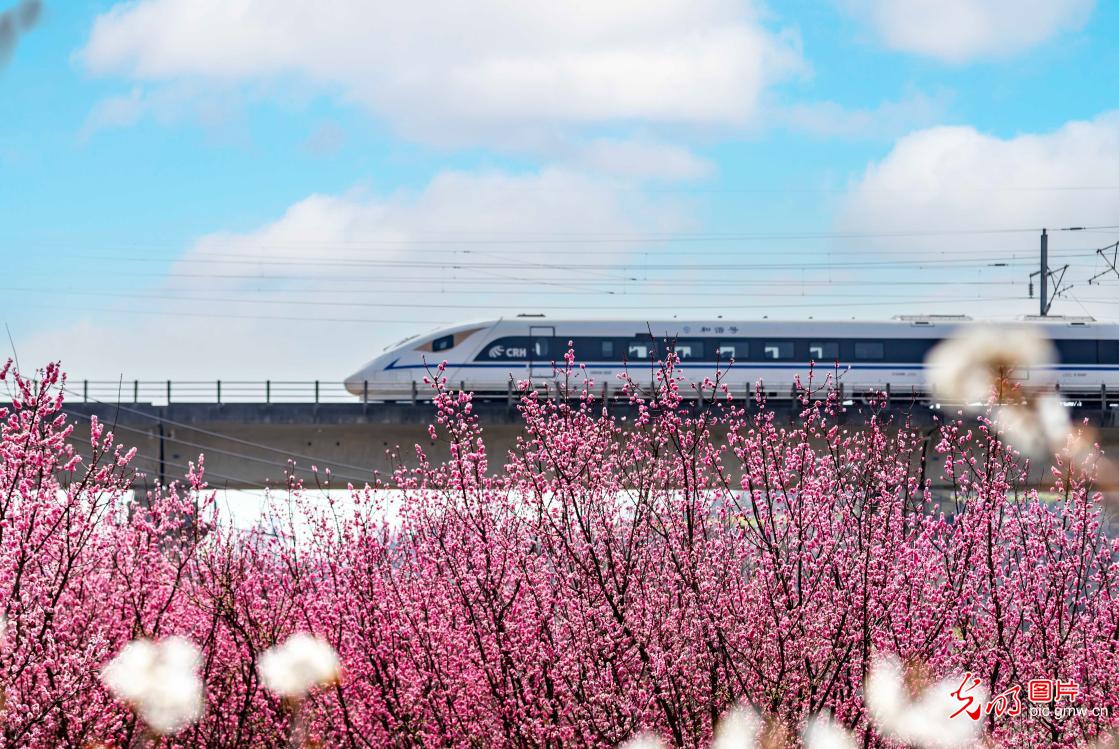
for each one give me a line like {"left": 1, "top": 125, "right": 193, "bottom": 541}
{"left": 385, "top": 334, "right": 418, "bottom": 351}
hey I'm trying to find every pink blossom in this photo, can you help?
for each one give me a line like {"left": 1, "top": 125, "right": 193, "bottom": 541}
{"left": 0, "top": 357, "right": 1114, "bottom": 747}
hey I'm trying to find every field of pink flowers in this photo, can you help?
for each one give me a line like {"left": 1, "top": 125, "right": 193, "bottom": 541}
{"left": 0, "top": 355, "right": 1116, "bottom": 748}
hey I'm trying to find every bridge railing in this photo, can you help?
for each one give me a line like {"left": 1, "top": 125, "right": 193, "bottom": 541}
{"left": 57, "top": 379, "right": 1119, "bottom": 412}
{"left": 70, "top": 380, "right": 356, "bottom": 405}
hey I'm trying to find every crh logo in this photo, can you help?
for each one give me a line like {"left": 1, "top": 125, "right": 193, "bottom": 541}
{"left": 489, "top": 346, "right": 527, "bottom": 359}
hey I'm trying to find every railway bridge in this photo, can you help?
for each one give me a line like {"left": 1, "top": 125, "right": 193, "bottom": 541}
{"left": 58, "top": 379, "right": 1119, "bottom": 490}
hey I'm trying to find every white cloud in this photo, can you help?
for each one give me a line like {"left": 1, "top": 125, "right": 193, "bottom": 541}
{"left": 16, "top": 168, "right": 693, "bottom": 379}
{"left": 79, "top": 87, "right": 147, "bottom": 139}
{"left": 775, "top": 88, "right": 952, "bottom": 140}
{"left": 183, "top": 168, "right": 689, "bottom": 270}
{"left": 79, "top": 0, "right": 803, "bottom": 145}
{"left": 841, "top": 0, "right": 1095, "bottom": 63}
{"left": 79, "top": 83, "right": 247, "bottom": 141}
{"left": 565, "top": 137, "right": 714, "bottom": 181}
{"left": 841, "top": 112, "right": 1119, "bottom": 243}
{"left": 837, "top": 112, "right": 1119, "bottom": 318}
{"left": 302, "top": 122, "right": 346, "bottom": 157}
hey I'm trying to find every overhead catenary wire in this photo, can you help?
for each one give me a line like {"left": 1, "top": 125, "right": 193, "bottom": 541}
{"left": 15, "top": 294, "right": 1040, "bottom": 329}
{"left": 30, "top": 285, "right": 1043, "bottom": 306}
{"left": 0, "top": 287, "right": 1051, "bottom": 312}
{"left": 18, "top": 267, "right": 1071, "bottom": 289}
{"left": 178, "top": 244, "right": 1110, "bottom": 263}
{"left": 10, "top": 239, "right": 1104, "bottom": 317}
{"left": 73, "top": 258, "right": 1107, "bottom": 291}
{"left": 49, "top": 251, "right": 1103, "bottom": 273}
{"left": 12, "top": 222, "right": 1119, "bottom": 248}
{"left": 34, "top": 243, "right": 1111, "bottom": 265}
{"left": 122, "top": 280, "right": 1039, "bottom": 292}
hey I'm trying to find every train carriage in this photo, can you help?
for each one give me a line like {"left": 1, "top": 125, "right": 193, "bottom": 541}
{"left": 345, "top": 315, "right": 1119, "bottom": 403}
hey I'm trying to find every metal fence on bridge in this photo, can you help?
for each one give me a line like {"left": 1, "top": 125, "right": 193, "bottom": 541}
{"left": 70, "top": 380, "right": 356, "bottom": 406}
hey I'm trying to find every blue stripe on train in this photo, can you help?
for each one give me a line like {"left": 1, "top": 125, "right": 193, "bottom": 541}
{"left": 386, "top": 361, "right": 1119, "bottom": 372}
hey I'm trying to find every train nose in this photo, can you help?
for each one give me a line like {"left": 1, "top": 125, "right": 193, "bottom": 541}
{"left": 345, "top": 352, "right": 407, "bottom": 398}
{"left": 345, "top": 356, "right": 387, "bottom": 396}
{"left": 344, "top": 368, "right": 370, "bottom": 397}
{"left": 344, "top": 349, "right": 460, "bottom": 400}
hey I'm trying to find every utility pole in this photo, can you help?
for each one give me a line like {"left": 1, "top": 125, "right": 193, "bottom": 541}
{"left": 1029, "top": 227, "right": 1075, "bottom": 317}
{"left": 1040, "top": 228, "right": 1048, "bottom": 317}
{"left": 158, "top": 419, "right": 166, "bottom": 491}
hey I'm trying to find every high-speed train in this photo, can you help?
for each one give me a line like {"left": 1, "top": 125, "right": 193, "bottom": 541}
{"left": 344, "top": 315, "right": 1119, "bottom": 401}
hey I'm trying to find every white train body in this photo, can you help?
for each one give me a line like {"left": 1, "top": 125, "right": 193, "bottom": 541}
{"left": 345, "top": 316, "right": 1119, "bottom": 401}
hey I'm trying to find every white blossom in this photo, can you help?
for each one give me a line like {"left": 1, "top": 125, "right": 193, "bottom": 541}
{"left": 994, "top": 392, "right": 1072, "bottom": 457}
{"left": 925, "top": 325, "right": 1055, "bottom": 406}
{"left": 926, "top": 326, "right": 1074, "bottom": 457}
{"left": 711, "top": 703, "right": 761, "bottom": 749}
{"left": 803, "top": 712, "right": 857, "bottom": 749}
{"left": 256, "top": 632, "right": 341, "bottom": 698}
{"left": 101, "top": 636, "right": 203, "bottom": 735}
{"left": 864, "top": 653, "right": 985, "bottom": 749}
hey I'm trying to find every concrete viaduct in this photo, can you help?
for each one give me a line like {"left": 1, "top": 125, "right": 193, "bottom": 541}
{"left": 61, "top": 392, "right": 1119, "bottom": 490}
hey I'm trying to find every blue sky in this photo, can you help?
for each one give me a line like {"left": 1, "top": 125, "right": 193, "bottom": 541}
{"left": 2, "top": 0, "right": 1118, "bottom": 379}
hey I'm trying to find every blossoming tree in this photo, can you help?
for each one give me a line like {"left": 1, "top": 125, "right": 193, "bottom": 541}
{"left": 0, "top": 351, "right": 1115, "bottom": 748}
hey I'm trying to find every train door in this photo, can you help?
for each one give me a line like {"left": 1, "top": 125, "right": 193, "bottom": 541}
{"left": 528, "top": 325, "right": 555, "bottom": 384}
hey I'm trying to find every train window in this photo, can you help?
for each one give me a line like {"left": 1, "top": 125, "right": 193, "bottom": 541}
{"left": 1100, "top": 340, "right": 1119, "bottom": 364}
{"left": 568, "top": 337, "right": 621, "bottom": 361}
{"left": 716, "top": 342, "right": 747, "bottom": 360}
{"left": 432, "top": 334, "right": 455, "bottom": 352}
{"left": 808, "top": 342, "right": 838, "bottom": 361}
{"left": 888, "top": 339, "right": 937, "bottom": 363}
{"left": 763, "top": 342, "right": 793, "bottom": 360}
{"left": 854, "top": 341, "right": 884, "bottom": 360}
{"left": 628, "top": 341, "right": 654, "bottom": 359}
{"left": 670, "top": 340, "right": 704, "bottom": 360}
{"left": 1055, "top": 339, "right": 1097, "bottom": 364}
{"left": 533, "top": 338, "right": 550, "bottom": 358}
